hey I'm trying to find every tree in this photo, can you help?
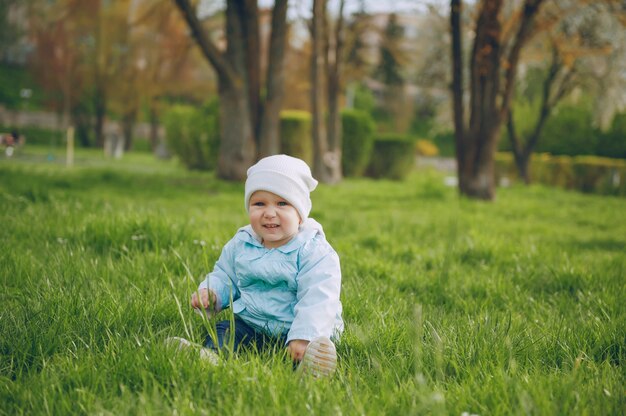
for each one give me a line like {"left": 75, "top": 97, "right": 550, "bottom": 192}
{"left": 507, "top": 0, "right": 626, "bottom": 183}
{"left": 29, "top": 0, "right": 92, "bottom": 134}
{"left": 310, "top": 0, "right": 345, "bottom": 183}
{"left": 126, "top": 0, "right": 205, "bottom": 154}
{"left": 450, "top": 0, "right": 545, "bottom": 200}
{"left": 311, "top": 0, "right": 328, "bottom": 181}
{"left": 343, "top": 8, "right": 373, "bottom": 86}
{"left": 507, "top": 46, "right": 575, "bottom": 183}
{"left": 0, "top": 0, "right": 29, "bottom": 64}
{"left": 374, "top": 13, "right": 409, "bottom": 133}
{"left": 325, "top": 0, "right": 346, "bottom": 184}
{"left": 375, "top": 13, "right": 405, "bottom": 87}
{"left": 173, "top": 0, "right": 289, "bottom": 180}
{"left": 30, "top": 0, "right": 146, "bottom": 148}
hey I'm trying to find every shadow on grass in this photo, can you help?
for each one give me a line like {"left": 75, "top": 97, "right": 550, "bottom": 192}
{"left": 566, "top": 238, "right": 626, "bottom": 252}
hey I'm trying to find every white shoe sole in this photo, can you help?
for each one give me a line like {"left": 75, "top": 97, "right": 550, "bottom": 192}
{"left": 165, "top": 337, "right": 220, "bottom": 365}
{"left": 300, "top": 337, "right": 337, "bottom": 377}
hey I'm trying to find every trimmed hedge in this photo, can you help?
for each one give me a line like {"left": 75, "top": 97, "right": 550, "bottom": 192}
{"left": 0, "top": 124, "right": 63, "bottom": 146}
{"left": 280, "top": 110, "right": 312, "bottom": 165}
{"left": 366, "top": 134, "right": 415, "bottom": 180}
{"left": 341, "top": 109, "right": 375, "bottom": 177}
{"left": 495, "top": 152, "right": 626, "bottom": 196}
{"left": 163, "top": 102, "right": 219, "bottom": 170}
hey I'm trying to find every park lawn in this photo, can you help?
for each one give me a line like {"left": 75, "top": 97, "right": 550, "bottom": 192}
{"left": 1, "top": 148, "right": 625, "bottom": 415}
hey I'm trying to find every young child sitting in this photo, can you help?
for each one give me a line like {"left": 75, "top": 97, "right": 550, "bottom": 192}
{"left": 170, "top": 155, "right": 343, "bottom": 376}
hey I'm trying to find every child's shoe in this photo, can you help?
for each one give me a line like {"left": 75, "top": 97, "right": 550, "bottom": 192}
{"left": 165, "top": 336, "right": 220, "bottom": 365}
{"left": 299, "top": 337, "right": 337, "bottom": 377}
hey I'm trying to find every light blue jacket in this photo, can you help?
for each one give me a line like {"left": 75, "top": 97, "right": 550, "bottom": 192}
{"left": 199, "top": 219, "right": 343, "bottom": 343}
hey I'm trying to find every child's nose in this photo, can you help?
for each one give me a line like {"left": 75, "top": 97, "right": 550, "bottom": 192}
{"left": 263, "top": 206, "right": 277, "bottom": 217}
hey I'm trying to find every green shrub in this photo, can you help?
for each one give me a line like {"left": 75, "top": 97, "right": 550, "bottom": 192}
{"left": 163, "top": 101, "right": 219, "bottom": 171}
{"left": 544, "top": 155, "right": 575, "bottom": 189}
{"left": 494, "top": 152, "right": 517, "bottom": 183}
{"left": 537, "top": 103, "right": 597, "bottom": 156}
{"left": 495, "top": 152, "right": 626, "bottom": 196}
{"left": 341, "top": 109, "right": 375, "bottom": 177}
{"left": 432, "top": 130, "right": 456, "bottom": 157}
{"left": 352, "top": 83, "right": 376, "bottom": 114}
{"left": 0, "top": 65, "right": 44, "bottom": 110}
{"left": 280, "top": 110, "right": 312, "bottom": 165}
{"left": 597, "top": 113, "right": 626, "bottom": 159}
{"left": 366, "top": 134, "right": 415, "bottom": 180}
{"left": 132, "top": 138, "right": 152, "bottom": 153}
{"left": 572, "top": 156, "right": 626, "bottom": 195}
{"left": 0, "top": 125, "right": 63, "bottom": 146}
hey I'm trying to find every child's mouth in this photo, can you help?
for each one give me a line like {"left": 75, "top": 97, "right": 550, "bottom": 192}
{"left": 264, "top": 224, "right": 279, "bottom": 228}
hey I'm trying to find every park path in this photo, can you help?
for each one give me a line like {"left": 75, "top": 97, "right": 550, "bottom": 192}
{"left": 416, "top": 156, "right": 456, "bottom": 173}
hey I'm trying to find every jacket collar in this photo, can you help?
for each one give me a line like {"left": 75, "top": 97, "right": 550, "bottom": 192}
{"left": 235, "top": 218, "right": 324, "bottom": 253}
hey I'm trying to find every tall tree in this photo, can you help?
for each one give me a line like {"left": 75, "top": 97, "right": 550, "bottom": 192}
{"left": 374, "top": 13, "right": 409, "bottom": 133}
{"left": 128, "top": 0, "right": 201, "bottom": 154}
{"left": 450, "top": 0, "right": 545, "bottom": 200}
{"left": 507, "top": 0, "right": 626, "bottom": 183}
{"left": 310, "top": 0, "right": 345, "bottom": 183}
{"left": 311, "top": 0, "right": 329, "bottom": 181}
{"left": 173, "top": 0, "right": 289, "bottom": 180}
{"left": 29, "top": 0, "right": 92, "bottom": 133}
{"left": 507, "top": 45, "right": 575, "bottom": 184}
{"left": 343, "top": 8, "right": 372, "bottom": 86}
{"left": 375, "top": 13, "right": 405, "bottom": 87}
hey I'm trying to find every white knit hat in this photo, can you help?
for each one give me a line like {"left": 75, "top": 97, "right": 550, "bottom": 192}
{"left": 245, "top": 155, "right": 318, "bottom": 221}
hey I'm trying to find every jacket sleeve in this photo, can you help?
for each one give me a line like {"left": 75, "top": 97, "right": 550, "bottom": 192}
{"left": 198, "top": 237, "right": 240, "bottom": 310}
{"left": 287, "top": 237, "right": 342, "bottom": 343}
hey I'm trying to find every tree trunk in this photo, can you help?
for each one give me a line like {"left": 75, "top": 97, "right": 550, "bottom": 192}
{"left": 122, "top": 109, "right": 136, "bottom": 151}
{"left": 450, "top": 0, "right": 465, "bottom": 186}
{"left": 217, "top": 74, "right": 255, "bottom": 180}
{"left": 237, "top": 0, "right": 260, "bottom": 142}
{"left": 72, "top": 102, "right": 92, "bottom": 147}
{"left": 461, "top": 0, "right": 502, "bottom": 200}
{"left": 149, "top": 101, "right": 159, "bottom": 152}
{"left": 507, "top": 44, "right": 572, "bottom": 185}
{"left": 450, "top": 0, "right": 544, "bottom": 200}
{"left": 459, "top": 128, "right": 500, "bottom": 199}
{"left": 258, "top": 0, "right": 288, "bottom": 157}
{"left": 94, "top": 86, "right": 106, "bottom": 148}
{"left": 324, "top": 0, "right": 345, "bottom": 184}
{"left": 507, "top": 113, "right": 531, "bottom": 184}
{"left": 174, "top": 0, "right": 290, "bottom": 179}
{"left": 215, "top": 1, "right": 255, "bottom": 180}
{"left": 311, "top": 0, "right": 331, "bottom": 182}
{"left": 516, "top": 153, "right": 531, "bottom": 185}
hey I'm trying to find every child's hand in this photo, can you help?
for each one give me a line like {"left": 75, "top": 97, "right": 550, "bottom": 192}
{"left": 287, "top": 339, "right": 310, "bottom": 362}
{"left": 190, "top": 288, "right": 216, "bottom": 311}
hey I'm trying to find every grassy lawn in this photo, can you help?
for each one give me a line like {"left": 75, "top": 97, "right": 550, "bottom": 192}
{"left": 1, "top": 147, "right": 625, "bottom": 415}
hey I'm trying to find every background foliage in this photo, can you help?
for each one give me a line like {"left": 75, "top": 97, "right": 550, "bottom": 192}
{"left": 341, "top": 109, "right": 375, "bottom": 177}
{"left": 280, "top": 110, "right": 313, "bottom": 165}
{"left": 163, "top": 100, "right": 219, "bottom": 170}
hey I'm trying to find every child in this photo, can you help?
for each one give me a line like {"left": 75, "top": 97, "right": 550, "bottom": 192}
{"left": 171, "top": 155, "right": 343, "bottom": 376}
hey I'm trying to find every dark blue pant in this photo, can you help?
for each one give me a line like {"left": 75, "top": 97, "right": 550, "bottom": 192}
{"left": 203, "top": 317, "right": 287, "bottom": 354}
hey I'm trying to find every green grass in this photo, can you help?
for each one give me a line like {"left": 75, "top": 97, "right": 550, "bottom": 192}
{"left": 1, "top": 147, "right": 625, "bottom": 415}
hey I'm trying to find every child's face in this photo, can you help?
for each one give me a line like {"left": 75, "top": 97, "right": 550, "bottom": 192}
{"left": 249, "top": 190, "right": 301, "bottom": 249}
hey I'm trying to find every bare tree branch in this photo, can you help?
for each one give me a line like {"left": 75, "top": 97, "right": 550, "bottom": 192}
{"left": 172, "top": 0, "right": 235, "bottom": 84}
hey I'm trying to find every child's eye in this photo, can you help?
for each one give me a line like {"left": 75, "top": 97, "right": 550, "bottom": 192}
{"left": 252, "top": 202, "right": 265, "bottom": 207}
{"left": 277, "top": 201, "right": 289, "bottom": 206}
